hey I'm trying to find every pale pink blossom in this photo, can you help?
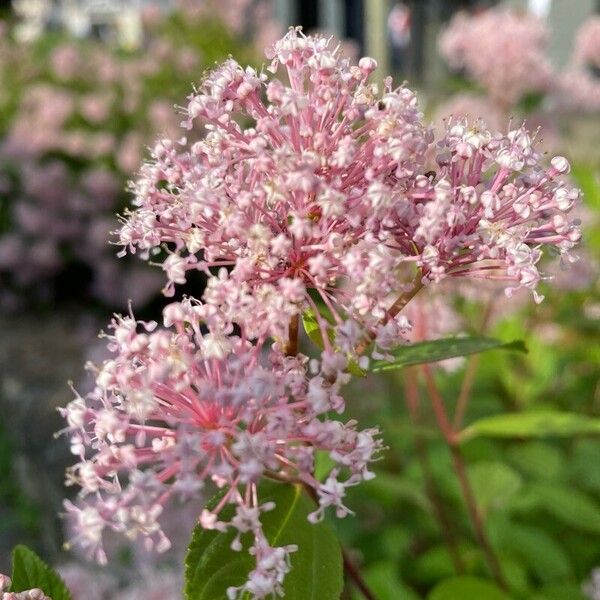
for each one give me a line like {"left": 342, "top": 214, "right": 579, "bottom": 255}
{"left": 439, "top": 9, "right": 553, "bottom": 109}
{"left": 59, "top": 300, "right": 380, "bottom": 598}
{"left": 559, "top": 17, "right": 600, "bottom": 112}
{"left": 120, "top": 29, "right": 432, "bottom": 344}
{"left": 573, "top": 17, "right": 600, "bottom": 68}
{"left": 384, "top": 120, "right": 581, "bottom": 303}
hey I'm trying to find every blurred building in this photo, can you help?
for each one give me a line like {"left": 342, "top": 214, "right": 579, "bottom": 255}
{"left": 12, "top": 0, "right": 172, "bottom": 45}
{"left": 274, "top": 0, "right": 599, "bottom": 86}
{"left": 10, "top": 0, "right": 600, "bottom": 79}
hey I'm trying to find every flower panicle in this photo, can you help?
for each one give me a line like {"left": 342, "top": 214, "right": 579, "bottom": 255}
{"left": 60, "top": 299, "right": 381, "bottom": 597}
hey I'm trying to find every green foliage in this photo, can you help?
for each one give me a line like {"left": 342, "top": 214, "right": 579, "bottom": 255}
{"left": 459, "top": 411, "right": 600, "bottom": 442}
{"left": 491, "top": 519, "right": 573, "bottom": 582}
{"left": 427, "top": 576, "right": 510, "bottom": 600}
{"left": 10, "top": 545, "right": 71, "bottom": 600}
{"left": 0, "top": 423, "right": 40, "bottom": 537}
{"left": 531, "top": 584, "right": 588, "bottom": 600}
{"left": 506, "top": 442, "right": 566, "bottom": 481}
{"left": 571, "top": 164, "right": 600, "bottom": 251}
{"left": 572, "top": 164, "right": 600, "bottom": 211}
{"left": 371, "top": 337, "right": 526, "bottom": 372}
{"left": 518, "top": 91, "right": 545, "bottom": 114}
{"left": 352, "top": 561, "right": 420, "bottom": 600}
{"left": 302, "top": 308, "right": 333, "bottom": 349}
{"left": 467, "top": 462, "right": 523, "bottom": 516}
{"left": 184, "top": 482, "right": 343, "bottom": 600}
{"left": 526, "top": 484, "right": 600, "bottom": 535}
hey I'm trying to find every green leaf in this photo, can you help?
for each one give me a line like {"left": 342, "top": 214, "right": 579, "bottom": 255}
{"left": 507, "top": 442, "right": 565, "bottom": 481}
{"left": 184, "top": 482, "right": 343, "bottom": 600}
{"left": 414, "top": 545, "right": 464, "bottom": 584}
{"left": 572, "top": 164, "right": 600, "bottom": 211}
{"left": 355, "top": 562, "right": 420, "bottom": 600}
{"left": 10, "top": 545, "right": 71, "bottom": 600}
{"left": 371, "top": 337, "right": 526, "bottom": 372}
{"left": 491, "top": 520, "right": 572, "bottom": 582}
{"left": 313, "top": 450, "right": 335, "bottom": 482}
{"left": 497, "top": 555, "right": 529, "bottom": 596}
{"left": 467, "top": 462, "right": 522, "bottom": 515}
{"left": 529, "top": 483, "right": 600, "bottom": 535}
{"left": 459, "top": 411, "right": 600, "bottom": 442}
{"left": 302, "top": 308, "right": 332, "bottom": 349}
{"left": 571, "top": 440, "right": 600, "bottom": 494}
{"left": 427, "top": 576, "right": 510, "bottom": 600}
{"left": 531, "top": 584, "right": 588, "bottom": 600}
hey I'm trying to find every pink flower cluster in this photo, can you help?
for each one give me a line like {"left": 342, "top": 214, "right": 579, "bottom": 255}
{"left": 121, "top": 31, "right": 430, "bottom": 347}
{"left": 573, "top": 16, "right": 600, "bottom": 68}
{"left": 0, "top": 36, "right": 191, "bottom": 308}
{"left": 0, "top": 575, "right": 51, "bottom": 600}
{"left": 122, "top": 30, "right": 579, "bottom": 329}
{"left": 61, "top": 300, "right": 380, "bottom": 597}
{"left": 438, "top": 8, "right": 553, "bottom": 109}
{"left": 0, "top": 4, "right": 266, "bottom": 309}
{"left": 388, "top": 122, "right": 580, "bottom": 303}
{"left": 560, "top": 17, "right": 600, "bottom": 112}
{"left": 63, "top": 29, "right": 581, "bottom": 598}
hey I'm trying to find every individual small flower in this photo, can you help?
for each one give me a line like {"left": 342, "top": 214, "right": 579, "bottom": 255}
{"left": 0, "top": 575, "right": 52, "bottom": 600}
{"left": 59, "top": 300, "right": 381, "bottom": 598}
{"left": 438, "top": 9, "right": 553, "bottom": 110}
{"left": 384, "top": 119, "right": 581, "bottom": 302}
{"left": 119, "top": 28, "right": 432, "bottom": 344}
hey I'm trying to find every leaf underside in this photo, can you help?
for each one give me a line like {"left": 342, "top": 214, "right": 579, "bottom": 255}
{"left": 371, "top": 336, "right": 527, "bottom": 372}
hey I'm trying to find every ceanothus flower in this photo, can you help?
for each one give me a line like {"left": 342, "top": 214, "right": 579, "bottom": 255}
{"left": 119, "top": 28, "right": 432, "bottom": 347}
{"left": 59, "top": 300, "right": 380, "bottom": 599}
{"left": 384, "top": 120, "right": 581, "bottom": 303}
{"left": 120, "top": 29, "right": 581, "bottom": 358}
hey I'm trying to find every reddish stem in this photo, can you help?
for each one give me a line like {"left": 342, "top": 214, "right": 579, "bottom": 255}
{"left": 343, "top": 550, "right": 378, "bottom": 600}
{"left": 355, "top": 278, "right": 424, "bottom": 355}
{"left": 284, "top": 314, "right": 299, "bottom": 356}
{"left": 403, "top": 368, "right": 466, "bottom": 574}
{"left": 453, "top": 297, "right": 496, "bottom": 430}
{"left": 421, "top": 366, "right": 507, "bottom": 591}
